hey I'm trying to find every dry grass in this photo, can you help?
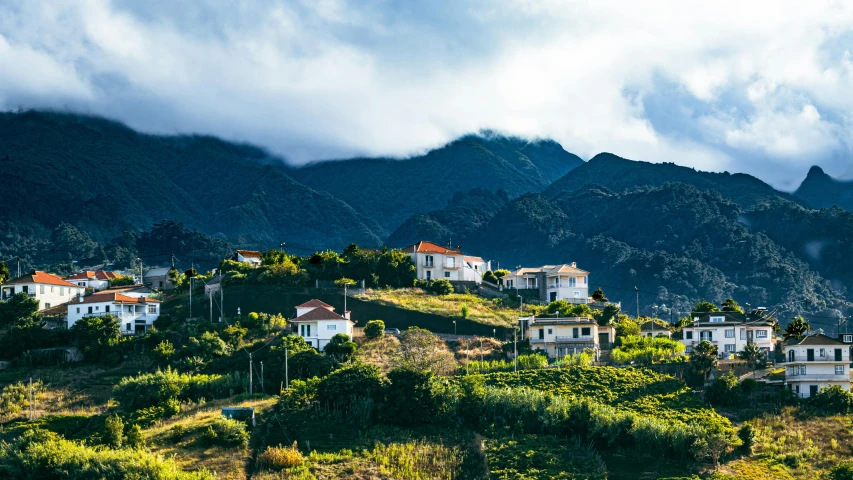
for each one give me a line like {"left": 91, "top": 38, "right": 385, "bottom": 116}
{"left": 451, "top": 337, "right": 503, "bottom": 363}
{"left": 356, "top": 335, "right": 401, "bottom": 373}
{"left": 718, "top": 406, "right": 853, "bottom": 479}
{"left": 355, "top": 289, "right": 516, "bottom": 327}
{"left": 145, "top": 395, "right": 278, "bottom": 480}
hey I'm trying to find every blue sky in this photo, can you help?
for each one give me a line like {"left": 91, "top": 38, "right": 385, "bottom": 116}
{"left": 2, "top": 0, "right": 853, "bottom": 189}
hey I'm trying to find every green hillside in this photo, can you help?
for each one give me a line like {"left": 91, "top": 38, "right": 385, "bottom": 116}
{"left": 291, "top": 133, "right": 584, "bottom": 234}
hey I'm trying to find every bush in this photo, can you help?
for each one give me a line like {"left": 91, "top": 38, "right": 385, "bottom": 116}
{"left": 323, "top": 333, "right": 357, "bottom": 362}
{"left": 113, "top": 367, "right": 247, "bottom": 411}
{"left": 738, "top": 423, "right": 756, "bottom": 453}
{"left": 126, "top": 424, "right": 145, "bottom": 448}
{"left": 364, "top": 319, "right": 385, "bottom": 339}
{"left": 809, "top": 385, "right": 853, "bottom": 414}
{"left": 258, "top": 443, "right": 304, "bottom": 470}
{"left": 170, "top": 424, "right": 185, "bottom": 443}
{"left": 317, "top": 363, "right": 386, "bottom": 411}
{"left": 831, "top": 460, "right": 853, "bottom": 480}
{"left": 705, "top": 372, "right": 741, "bottom": 406}
{"left": 104, "top": 414, "right": 124, "bottom": 449}
{"left": 429, "top": 279, "right": 454, "bottom": 295}
{"left": 740, "top": 378, "right": 759, "bottom": 394}
{"left": 201, "top": 418, "right": 249, "bottom": 449}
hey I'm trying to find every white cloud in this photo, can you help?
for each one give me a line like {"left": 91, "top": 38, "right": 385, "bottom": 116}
{"left": 1, "top": 0, "right": 853, "bottom": 186}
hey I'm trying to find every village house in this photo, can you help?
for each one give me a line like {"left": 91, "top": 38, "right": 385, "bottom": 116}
{"left": 234, "top": 250, "right": 262, "bottom": 267}
{"left": 640, "top": 321, "right": 672, "bottom": 338}
{"left": 679, "top": 310, "right": 775, "bottom": 357}
{"left": 143, "top": 267, "right": 174, "bottom": 290}
{"left": 67, "top": 291, "right": 161, "bottom": 335}
{"left": 527, "top": 316, "right": 614, "bottom": 360}
{"left": 402, "top": 241, "right": 490, "bottom": 283}
{"left": 0, "top": 271, "right": 85, "bottom": 310}
{"left": 503, "top": 264, "right": 590, "bottom": 304}
{"left": 290, "top": 299, "right": 355, "bottom": 350}
{"left": 783, "top": 334, "right": 851, "bottom": 398}
{"left": 65, "top": 270, "right": 123, "bottom": 292}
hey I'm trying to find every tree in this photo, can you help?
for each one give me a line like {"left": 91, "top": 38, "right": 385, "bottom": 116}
{"left": 323, "top": 333, "right": 357, "bottom": 362}
{"left": 0, "top": 292, "right": 40, "bottom": 328}
{"left": 288, "top": 350, "right": 335, "bottom": 380}
{"left": 189, "top": 331, "right": 232, "bottom": 362}
{"left": 615, "top": 318, "right": 640, "bottom": 339}
{"left": 151, "top": 340, "right": 176, "bottom": 366}
{"left": 705, "top": 371, "right": 741, "bottom": 406}
{"left": 334, "top": 277, "right": 356, "bottom": 288}
{"left": 831, "top": 461, "right": 853, "bottom": 480}
{"left": 693, "top": 300, "right": 720, "bottom": 313}
{"left": 364, "top": 320, "right": 385, "bottom": 339}
{"left": 51, "top": 222, "right": 99, "bottom": 260}
{"left": 721, "top": 298, "right": 745, "bottom": 314}
{"left": 316, "top": 363, "right": 386, "bottom": 410}
{"left": 738, "top": 342, "right": 763, "bottom": 368}
{"left": 429, "top": 279, "right": 453, "bottom": 295}
{"left": 690, "top": 340, "right": 718, "bottom": 380}
{"left": 70, "top": 314, "right": 122, "bottom": 363}
{"left": 126, "top": 424, "right": 145, "bottom": 448}
{"left": 221, "top": 323, "right": 248, "bottom": 349}
{"left": 0, "top": 261, "right": 9, "bottom": 284}
{"left": 784, "top": 316, "right": 811, "bottom": 340}
{"left": 382, "top": 367, "right": 444, "bottom": 426}
{"left": 104, "top": 414, "right": 125, "bottom": 448}
{"left": 397, "top": 327, "right": 456, "bottom": 375}
{"left": 594, "top": 303, "right": 620, "bottom": 326}
{"left": 482, "top": 270, "right": 498, "bottom": 284}
{"left": 592, "top": 287, "right": 608, "bottom": 302}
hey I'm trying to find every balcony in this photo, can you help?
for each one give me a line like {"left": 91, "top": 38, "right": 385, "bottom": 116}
{"left": 555, "top": 336, "right": 594, "bottom": 342}
{"left": 786, "top": 374, "right": 849, "bottom": 382}
{"left": 781, "top": 355, "right": 845, "bottom": 364}
{"left": 423, "top": 262, "right": 434, "bottom": 268}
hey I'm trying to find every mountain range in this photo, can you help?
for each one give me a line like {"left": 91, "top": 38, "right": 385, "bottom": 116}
{"left": 2, "top": 110, "right": 853, "bottom": 320}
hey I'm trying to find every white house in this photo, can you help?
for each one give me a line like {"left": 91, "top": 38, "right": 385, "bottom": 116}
{"left": 527, "top": 316, "right": 613, "bottom": 360}
{"left": 402, "top": 241, "right": 490, "bottom": 283}
{"left": 503, "top": 264, "right": 590, "bottom": 304}
{"left": 290, "top": 299, "right": 355, "bottom": 350}
{"left": 0, "top": 271, "right": 85, "bottom": 310}
{"left": 234, "top": 250, "right": 262, "bottom": 267}
{"left": 65, "top": 270, "right": 123, "bottom": 292}
{"left": 680, "top": 310, "right": 775, "bottom": 357}
{"left": 67, "top": 292, "right": 161, "bottom": 335}
{"left": 783, "top": 334, "right": 850, "bottom": 398}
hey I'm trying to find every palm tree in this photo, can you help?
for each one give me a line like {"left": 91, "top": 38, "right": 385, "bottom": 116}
{"left": 784, "top": 316, "right": 811, "bottom": 340}
{"left": 738, "top": 342, "right": 763, "bottom": 368}
{"left": 690, "top": 340, "right": 718, "bottom": 380}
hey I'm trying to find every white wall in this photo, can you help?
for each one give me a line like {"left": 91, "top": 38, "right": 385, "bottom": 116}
{"left": 67, "top": 300, "right": 159, "bottom": 334}
{"left": 296, "top": 319, "right": 354, "bottom": 350}
{"left": 681, "top": 324, "right": 774, "bottom": 354}
{"left": 2, "top": 283, "right": 85, "bottom": 310}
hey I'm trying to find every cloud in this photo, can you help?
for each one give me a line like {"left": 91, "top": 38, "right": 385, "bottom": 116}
{"left": 1, "top": 0, "right": 853, "bottom": 188}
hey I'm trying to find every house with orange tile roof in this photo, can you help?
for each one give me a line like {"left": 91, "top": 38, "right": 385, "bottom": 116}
{"left": 402, "top": 241, "right": 490, "bottom": 283}
{"left": 67, "top": 291, "right": 161, "bottom": 335}
{"left": 65, "top": 270, "right": 123, "bottom": 292}
{"left": 1, "top": 271, "right": 86, "bottom": 310}
{"left": 502, "top": 263, "right": 591, "bottom": 304}
{"left": 290, "top": 299, "right": 354, "bottom": 349}
{"left": 233, "top": 250, "right": 262, "bottom": 267}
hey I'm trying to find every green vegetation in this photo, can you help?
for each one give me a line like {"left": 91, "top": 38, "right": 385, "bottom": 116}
{"left": 356, "top": 288, "right": 516, "bottom": 327}
{"left": 486, "top": 435, "right": 606, "bottom": 480}
{"left": 610, "top": 335, "right": 686, "bottom": 365}
{"left": 363, "top": 319, "right": 385, "bottom": 338}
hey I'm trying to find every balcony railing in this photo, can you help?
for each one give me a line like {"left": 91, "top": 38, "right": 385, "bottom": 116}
{"left": 555, "top": 336, "right": 594, "bottom": 342}
{"left": 786, "top": 374, "right": 849, "bottom": 381}
{"left": 423, "top": 262, "right": 434, "bottom": 267}
{"left": 781, "top": 356, "right": 845, "bottom": 363}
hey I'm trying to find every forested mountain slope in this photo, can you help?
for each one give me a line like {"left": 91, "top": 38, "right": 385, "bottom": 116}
{"left": 794, "top": 165, "right": 853, "bottom": 212}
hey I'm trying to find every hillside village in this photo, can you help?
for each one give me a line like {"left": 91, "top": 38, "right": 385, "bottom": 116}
{"left": 0, "top": 237, "right": 852, "bottom": 479}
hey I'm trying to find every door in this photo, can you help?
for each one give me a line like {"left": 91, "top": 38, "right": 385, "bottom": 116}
{"left": 809, "top": 385, "right": 819, "bottom": 397}
{"left": 426, "top": 271, "right": 431, "bottom": 281}
{"left": 598, "top": 333, "right": 610, "bottom": 349}
{"left": 538, "top": 328, "right": 544, "bottom": 340}
{"left": 572, "top": 327, "right": 579, "bottom": 339}
{"left": 746, "top": 330, "right": 754, "bottom": 343}
{"left": 836, "top": 349, "right": 843, "bottom": 361}
{"left": 550, "top": 291, "right": 557, "bottom": 302}
{"left": 807, "top": 349, "right": 814, "bottom": 361}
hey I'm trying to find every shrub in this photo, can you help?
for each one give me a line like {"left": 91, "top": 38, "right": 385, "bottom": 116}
{"left": 104, "top": 414, "right": 124, "bottom": 448}
{"left": 126, "top": 424, "right": 145, "bottom": 448}
{"left": 258, "top": 443, "right": 304, "bottom": 470}
{"left": 738, "top": 423, "right": 756, "bottom": 453}
{"left": 170, "top": 424, "right": 185, "bottom": 443}
{"left": 705, "top": 372, "right": 741, "bottom": 406}
{"left": 610, "top": 335, "right": 685, "bottom": 365}
{"left": 740, "top": 378, "right": 759, "bottom": 394}
{"left": 831, "top": 460, "right": 853, "bottom": 480}
{"left": 429, "top": 279, "right": 454, "bottom": 295}
{"left": 317, "top": 363, "right": 386, "bottom": 411}
{"left": 809, "top": 385, "right": 853, "bottom": 414}
{"left": 113, "top": 367, "right": 247, "bottom": 411}
{"left": 364, "top": 319, "right": 385, "bottom": 339}
{"left": 201, "top": 418, "right": 249, "bottom": 448}
{"left": 323, "top": 333, "right": 357, "bottom": 362}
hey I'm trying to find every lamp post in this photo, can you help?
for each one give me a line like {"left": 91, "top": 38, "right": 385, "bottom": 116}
{"left": 280, "top": 242, "right": 285, "bottom": 253}
{"left": 518, "top": 294, "right": 524, "bottom": 341}
{"left": 453, "top": 320, "right": 457, "bottom": 336}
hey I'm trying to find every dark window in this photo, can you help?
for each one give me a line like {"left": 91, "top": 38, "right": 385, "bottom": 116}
{"left": 550, "top": 291, "right": 557, "bottom": 302}
{"left": 538, "top": 328, "right": 544, "bottom": 340}
{"left": 88, "top": 306, "right": 93, "bottom": 314}
{"left": 788, "top": 350, "right": 795, "bottom": 362}
{"left": 810, "top": 385, "right": 819, "bottom": 397}
{"left": 105, "top": 305, "right": 110, "bottom": 313}
{"left": 807, "top": 349, "right": 814, "bottom": 361}
{"left": 836, "top": 349, "right": 843, "bottom": 361}
{"left": 686, "top": 331, "right": 693, "bottom": 340}
{"left": 581, "top": 327, "right": 591, "bottom": 336}
{"left": 573, "top": 328, "right": 579, "bottom": 338}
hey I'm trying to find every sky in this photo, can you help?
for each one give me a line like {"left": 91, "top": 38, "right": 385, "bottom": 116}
{"left": 2, "top": 1, "right": 853, "bottom": 190}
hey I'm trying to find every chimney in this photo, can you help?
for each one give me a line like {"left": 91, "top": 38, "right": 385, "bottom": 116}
{"left": 571, "top": 262, "right": 577, "bottom": 268}
{"left": 344, "top": 311, "right": 351, "bottom": 320}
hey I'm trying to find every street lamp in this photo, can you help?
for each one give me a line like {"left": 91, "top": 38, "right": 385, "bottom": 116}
{"left": 518, "top": 294, "right": 524, "bottom": 341}
{"left": 453, "top": 320, "right": 457, "bottom": 336}
{"left": 280, "top": 242, "right": 286, "bottom": 253}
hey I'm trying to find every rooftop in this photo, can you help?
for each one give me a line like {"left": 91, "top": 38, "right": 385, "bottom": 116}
{"left": 403, "top": 241, "right": 463, "bottom": 255}
{"left": 75, "top": 292, "right": 160, "bottom": 305}
{"left": 235, "top": 250, "right": 262, "bottom": 258}
{"left": 785, "top": 333, "right": 848, "bottom": 347}
{"left": 4, "top": 271, "right": 78, "bottom": 288}
{"left": 66, "top": 270, "right": 122, "bottom": 281}
{"left": 296, "top": 299, "right": 333, "bottom": 309}
{"left": 290, "top": 305, "right": 353, "bottom": 323}
{"left": 530, "top": 316, "right": 595, "bottom": 325}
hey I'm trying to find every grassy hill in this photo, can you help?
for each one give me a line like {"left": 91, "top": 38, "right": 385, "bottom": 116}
{"left": 291, "top": 133, "right": 583, "bottom": 234}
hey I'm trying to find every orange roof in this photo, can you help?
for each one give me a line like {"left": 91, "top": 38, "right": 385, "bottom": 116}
{"left": 65, "top": 270, "right": 122, "bottom": 281}
{"left": 296, "top": 299, "right": 333, "bottom": 309}
{"left": 404, "top": 241, "right": 463, "bottom": 255}
{"left": 7, "top": 271, "right": 78, "bottom": 288}
{"left": 236, "top": 250, "right": 262, "bottom": 258}
{"left": 77, "top": 292, "right": 160, "bottom": 305}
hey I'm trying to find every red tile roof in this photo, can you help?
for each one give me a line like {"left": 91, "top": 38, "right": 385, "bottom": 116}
{"left": 296, "top": 299, "right": 333, "bottom": 309}
{"left": 7, "top": 271, "right": 78, "bottom": 288}
{"left": 76, "top": 292, "right": 160, "bottom": 305}
{"left": 404, "top": 241, "right": 463, "bottom": 255}
{"left": 291, "top": 306, "right": 353, "bottom": 323}
{"left": 65, "top": 270, "right": 122, "bottom": 281}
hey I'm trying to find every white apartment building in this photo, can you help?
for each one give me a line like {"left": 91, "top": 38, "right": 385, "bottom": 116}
{"left": 527, "top": 316, "right": 614, "bottom": 359}
{"left": 403, "top": 241, "right": 490, "bottom": 283}
{"left": 680, "top": 311, "right": 775, "bottom": 357}
{"left": 67, "top": 292, "right": 161, "bottom": 335}
{"left": 65, "top": 270, "right": 123, "bottom": 292}
{"left": 503, "top": 264, "right": 590, "bottom": 304}
{"left": 290, "top": 299, "right": 355, "bottom": 350}
{"left": 783, "top": 334, "right": 850, "bottom": 398}
{"left": 0, "top": 271, "right": 85, "bottom": 310}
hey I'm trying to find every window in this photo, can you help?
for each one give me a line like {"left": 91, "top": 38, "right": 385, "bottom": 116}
{"left": 327, "top": 325, "right": 337, "bottom": 331}
{"left": 105, "top": 306, "right": 110, "bottom": 313}
{"left": 788, "top": 367, "right": 798, "bottom": 376}
{"left": 582, "top": 276, "right": 587, "bottom": 285}
{"left": 845, "top": 335, "right": 853, "bottom": 343}
{"left": 538, "top": 328, "right": 544, "bottom": 340}
{"left": 725, "top": 344, "right": 736, "bottom": 353}
{"left": 725, "top": 329, "right": 735, "bottom": 338}
{"left": 709, "top": 316, "right": 724, "bottom": 323}
{"left": 685, "top": 331, "right": 693, "bottom": 340}
{"left": 426, "top": 271, "right": 432, "bottom": 281}
{"left": 444, "top": 272, "right": 450, "bottom": 278}
{"left": 836, "top": 365, "right": 845, "bottom": 375}
{"left": 788, "top": 350, "right": 796, "bottom": 362}
{"left": 820, "top": 348, "right": 826, "bottom": 358}
{"left": 574, "top": 291, "right": 580, "bottom": 298}
{"left": 425, "top": 255, "right": 434, "bottom": 267}
{"left": 800, "top": 365, "right": 807, "bottom": 375}
{"left": 572, "top": 328, "right": 579, "bottom": 338}
{"left": 76, "top": 308, "right": 80, "bottom": 314}
{"left": 50, "top": 286, "right": 54, "bottom": 293}
{"left": 581, "top": 327, "right": 591, "bottom": 336}
{"left": 700, "top": 331, "right": 713, "bottom": 341}
{"left": 88, "top": 307, "right": 93, "bottom": 314}
{"left": 547, "top": 328, "right": 553, "bottom": 335}
{"left": 755, "top": 330, "right": 768, "bottom": 338}
{"left": 446, "top": 257, "right": 455, "bottom": 268}
{"left": 836, "top": 349, "right": 843, "bottom": 361}
{"left": 95, "top": 306, "right": 99, "bottom": 311}
{"left": 740, "top": 330, "right": 746, "bottom": 340}
{"left": 148, "top": 305, "right": 156, "bottom": 314}
{"left": 40, "top": 285, "right": 45, "bottom": 294}
{"left": 60, "top": 287, "right": 65, "bottom": 295}
{"left": 568, "top": 277, "right": 576, "bottom": 287}
{"left": 44, "top": 303, "right": 50, "bottom": 308}
{"left": 126, "top": 323, "right": 131, "bottom": 332}
{"left": 685, "top": 346, "right": 693, "bottom": 353}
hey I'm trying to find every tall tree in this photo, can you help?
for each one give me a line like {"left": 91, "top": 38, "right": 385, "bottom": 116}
{"left": 0, "top": 261, "right": 9, "bottom": 283}
{"left": 51, "top": 222, "right": 99, "bottom": 260}
{"left": 690, "top": 340, "right": 718, "bottom": 379}
{"left": 721, "top": 298, "right": 745, "bottom": 314}
{"left": 0, "top": 292, "right": 40, "bottom": 328}
{"left": 784, "top": 316, "right": 811, "bottom": 340}
{"left": 738, "top": 342, "right": 763, "bottom": 368}
{"left": 693, "top": 300, "right": 720, "bottom": 313}
{"left": 592, "top": 287, "right": 608, "bottom": 302}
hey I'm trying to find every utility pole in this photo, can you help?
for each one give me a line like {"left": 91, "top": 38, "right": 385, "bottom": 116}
{"left": 280, "top": 242, "right": 285, "bottom": 253}
{"left": 171, "top": 252, "right": 175, "bottom": 268}
{"left": 284, "top": 347, "right": 289, "bottom": 389}
{"left": 17, "top": 257, "right": 21, "bottom": 279}
{"left": 635, "top": 286, "right": 640, "bottom": 319}
{"left": 138, "top": 258, "right": 143, "bottom": 285}
{"left": 189, "top": 261, "right": 193, "bottom": 319}
{"left": 209, "top": 287, "right": 213, "bottom": 322}
{"left": 465, "top": 340, "right": 469, "bottom": 375}
{"left": 518, "top": 294, "right": 524, "bottom": 341}
{"left": 260, "top": 361, "right": 264, "bottom": 393}
{"left": 514, "top": 327, "right": 518, "bottom": 374}
{"left": 249, "top": 352, "right": 253, "bottom": 395}
{"left": 219, "top": 270, "right": 223, "bottom": 322}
